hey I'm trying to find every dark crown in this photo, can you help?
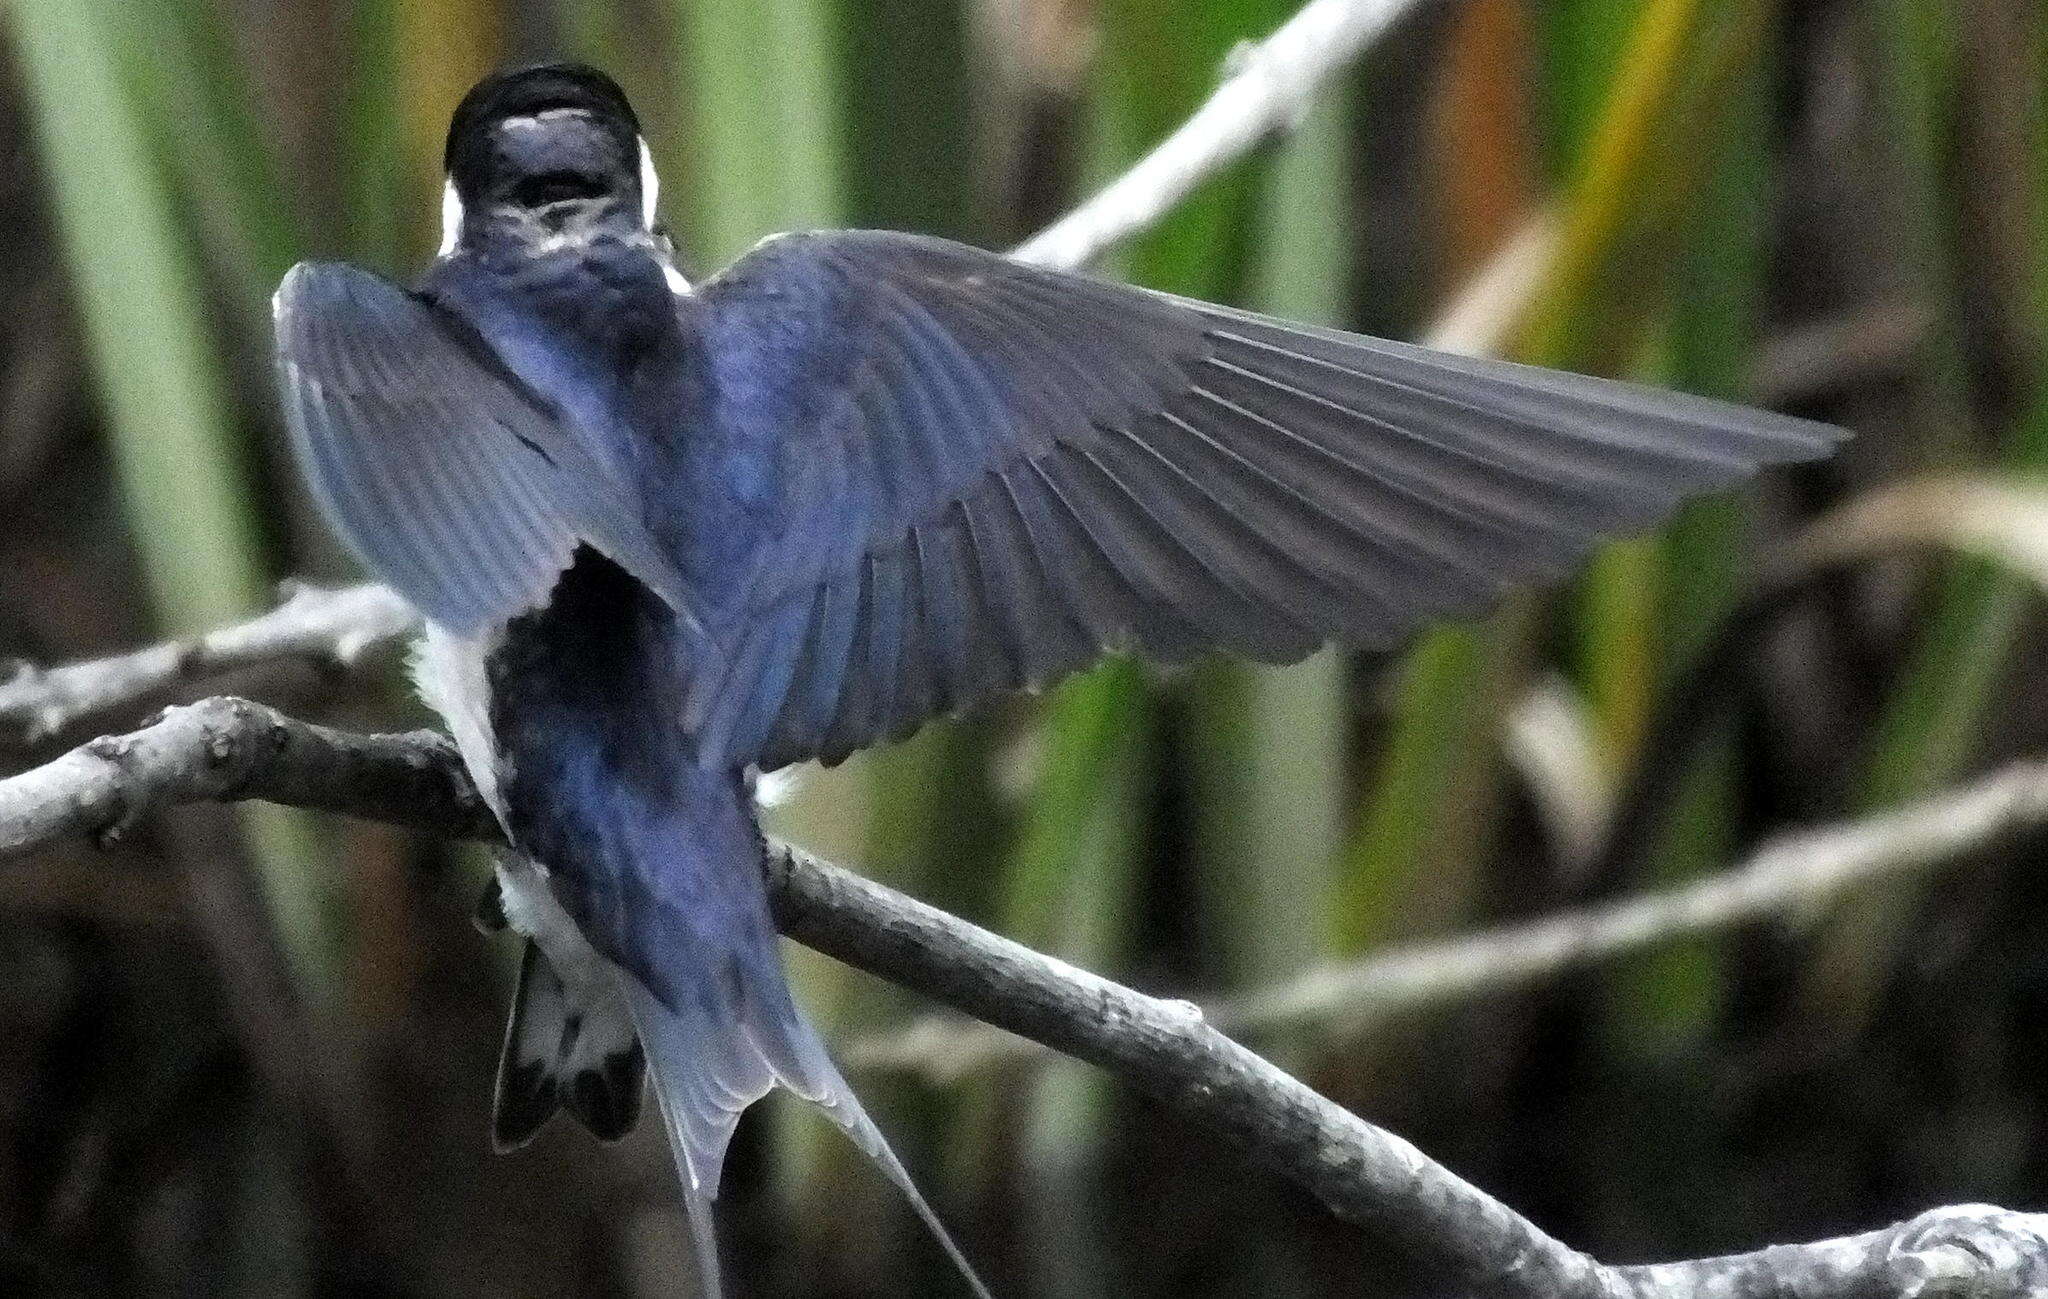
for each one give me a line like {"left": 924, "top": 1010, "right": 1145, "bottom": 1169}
{"left": 443, "top": 63, "right": 642, "bottom": 175}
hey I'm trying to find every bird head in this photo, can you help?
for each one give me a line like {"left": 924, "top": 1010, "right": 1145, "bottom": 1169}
{"left": 439, "top": 63, "right": 658, "bottom": 255}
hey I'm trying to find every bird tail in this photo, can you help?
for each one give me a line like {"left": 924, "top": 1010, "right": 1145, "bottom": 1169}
{"left": 491, "top": 939, "right": 645, "bottom": 1150}
{"left": 619, "top": 954, "right": 990, "bottom": 1299}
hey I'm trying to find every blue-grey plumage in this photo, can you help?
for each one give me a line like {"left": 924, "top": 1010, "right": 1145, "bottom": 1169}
{"left": 275, "top": 61, "right": 1843, "bottom": 1299}
{"left": 486, "top": 550, "right": 979, "bottom": 1294}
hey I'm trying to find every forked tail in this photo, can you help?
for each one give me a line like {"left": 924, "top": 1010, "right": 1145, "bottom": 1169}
{"left": 619, "top": 961, "right": 990, "bottom": 1299}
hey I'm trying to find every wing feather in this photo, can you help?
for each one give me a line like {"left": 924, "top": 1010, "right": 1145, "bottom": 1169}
{"left": 668, "top": 231, "right": 1840, "bottom": 770}
{"left": 835, "top": 549, "right": 903, "bottom": 756}
{"left": 275, "top": 261, "right": 701, "bottom": 637}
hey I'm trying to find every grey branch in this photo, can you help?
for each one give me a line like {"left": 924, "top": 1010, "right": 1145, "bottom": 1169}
{"left": 1615, "top": 1206, "right": 2048, "bottom": 1297}
{"left": 1237, "top": 755, "right": 2048, "bottom": 1035}
{"left": 0, "top": 696, "right": 494, "bottom": 854}
{"left": 0, "top": 582, "right": 416, "bottom": 740}
{"left": 3, "top": 699, "right": 2044, "bottom": 1298}
{"left": 1010, "top": 0, "right": 1437, "bottom": 271}
{"left": 854, "top": 754, "right": 2048, "bottom": 1077}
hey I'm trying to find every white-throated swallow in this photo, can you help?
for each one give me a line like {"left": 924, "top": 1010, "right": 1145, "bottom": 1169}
{"left": 274, "top": 62, "right": 1841, "bottom": 1299}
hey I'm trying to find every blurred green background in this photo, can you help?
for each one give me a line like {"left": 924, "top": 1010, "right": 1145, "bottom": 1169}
{"left": 2, "top": 0, "right": 2045, "bottom": 1295}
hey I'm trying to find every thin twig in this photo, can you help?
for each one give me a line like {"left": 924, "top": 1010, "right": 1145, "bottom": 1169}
{"left": 1231, "top": 755, "right": 2048, "bottom": 1031}
{"left": 3, "top": 699, "right": 2046, "bottom": 1297}
{"left": 849, "top": 753, "right": 2048, "bottom": 1078}
{"left": 0, "top": 582, "right": 416, "bottom": 741}
{"left": 1010, "top": 0, "right": 1438, "bottom": 271}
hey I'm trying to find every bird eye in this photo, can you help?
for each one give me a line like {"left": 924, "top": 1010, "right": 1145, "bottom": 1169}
{"left": 510, "top": 169, "right": 606, "bottom": 208}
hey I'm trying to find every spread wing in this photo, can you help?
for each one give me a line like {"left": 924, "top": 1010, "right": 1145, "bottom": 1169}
{"left": 678, "top": 231, "right": 1840, "bottom": 771}
{"left": 274, "top": 261, "right": 698, "bottom": 637}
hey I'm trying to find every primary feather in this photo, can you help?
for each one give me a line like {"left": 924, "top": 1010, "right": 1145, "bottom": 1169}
{"left": 669, "top": 232, "right": 1838, "bottom": 771}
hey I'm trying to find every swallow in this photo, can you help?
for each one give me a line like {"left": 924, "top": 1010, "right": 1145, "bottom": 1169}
{"left": 273, "top": 61, "right": 1840, "bottom": 1298}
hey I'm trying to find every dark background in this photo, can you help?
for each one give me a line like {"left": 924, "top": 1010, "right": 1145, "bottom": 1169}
{"left": 2, "top": 0, "right": 2045, "bottom": 1295}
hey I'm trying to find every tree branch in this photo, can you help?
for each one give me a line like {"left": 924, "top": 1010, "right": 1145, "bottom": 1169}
{"left": 1009, "top": 0, "right": 1436, "bottom": 271}
{"left": 850, "top": 752, "right": 2048, "bottom": 1077}
{"left": 0, "top": 582, "right": 416, "bottom": 741}
{"left": 0, "top": 697, "right": 491, "bottom": 853}
{"left": 3, "top": 698, "right": 2043, "bottom": 1298}
{"left": 1614, "top": 1206, "right": 2048, "bottom": 1297}
{"left": 1234, "top": 751, "right": 2048, "bottom": 1033}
